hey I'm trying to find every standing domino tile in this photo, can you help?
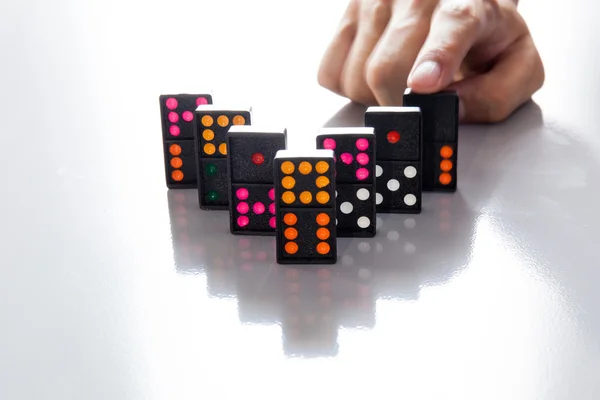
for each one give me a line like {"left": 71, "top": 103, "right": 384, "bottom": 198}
{"left": 365, "top": 107, "right": 423, "bottom": 213}
{"left": 402, "top": 89, "right": 458, "bottom": 192}
{"left": 274, "top": 149, "right": 337, "bottom": 265}
{"left": 194, "top": 105, "right": 252, "bottom": 210}
{"left": 316, "top": 127, "right": 376, "bottom": 237}
{"left": 226, "top": 126, "right": 287, "bottom": 235}
{"left": 159, "top": 94, "right": 212, "bottom": 188}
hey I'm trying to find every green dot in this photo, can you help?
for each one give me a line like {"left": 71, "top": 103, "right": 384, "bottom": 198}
{"left": 207, "top": 191, "right": 219, "bottom": 201}
{"left": 205, "top": 163, "right": 217, "bottom": 176}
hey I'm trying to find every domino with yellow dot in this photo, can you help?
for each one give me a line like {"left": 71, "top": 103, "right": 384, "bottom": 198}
{"left": 274, "top": 149, "right": 337, "bottom": 264}
{"left": 194, "top": 105, "right": 252, "bottom": 210}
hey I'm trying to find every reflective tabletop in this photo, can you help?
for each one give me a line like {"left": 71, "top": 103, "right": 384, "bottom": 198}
{"left": 1, "top": 0, "right": 600, "bottom": 399}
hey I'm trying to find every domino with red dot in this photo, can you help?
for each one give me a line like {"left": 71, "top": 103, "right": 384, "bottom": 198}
{"left": 226, "top": 126, "right": 287, "bottom": 235}
{"left": 159, "top": 94, "right": 212, "bottom": 188}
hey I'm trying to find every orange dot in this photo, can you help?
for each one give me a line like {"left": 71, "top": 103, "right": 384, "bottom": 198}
{"left": 201, "top": 115, "right": 213, "bottom": 127}
{"left": 285, "top": 242, "right": 298, "bottom": 254}
{"left": 298, "top": 161, "right": 311, "bottom": 175}
{"left": 282, "top": 191, "right": 295, "bottom": 204}
{"left": 169, "top": 144, "right": 182, "bottom": 156}
{"left": 217, "top": 115, "right": 229, "bottom": 127}
{"left": 170, "top": 157, "right": 183, "bottom": 168}
{"left": 315, "top": 176, "right": 330, "bottom": 188}
{"left": 204, "top": 143, "right": 216, "bottom": 155}
{"left": 440, "top": 145, "right": 453, "bottom": 158}
{"left": 281, "top": 176, "right": 295, "bottom": 189}
{"left": 316, "top": 242, "right": 330, "bottom": 255}
{"left": 316, "top": 191, "right": 330, "bottom": 204}
{"left": 219, "top": 143, "right": 227, "bottom": 155}
{"left": 440, "top": 160, "right": 453, "bottom": 172}
{"left": 281, "top": 161, "right": 295, "bottom": 174}
{"left": 284, "top": 227, "right": 298, "bottom": 240}
{"left": 232, "top": 115, "right": 245, "bottom": 125}
{"left": 202, "top": 129, "right": 214, "bottom": 141}
{"left": 439, "top": 173, "right": 452, "bottom": 185}
{"left": 300, "top": 191, "right": 312, "bottom": 204}
{"left": 316, "top": 213, "right": 330, "bottom": 226}
{"left": 284, "top": 213, "right": 298, "bottom": 226}
{"left": 315, "top": 161, "right": 329, "bottom": 174}
{"left": 316, "top": 228, "right": 330, "bottom": 240}
{"left": 172, "top": 170, "right": 184, "bottom": 181}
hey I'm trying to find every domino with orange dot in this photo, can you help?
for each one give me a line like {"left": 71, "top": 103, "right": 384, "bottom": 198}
{"left": 274, "top": 150, "right": 337, "bottom": 264}
{"left": 226, "top": 126, "right": 287, "bottom": 235}
{"left": 402, "top": 89, "right": 458, "bottom": 192}
{"left": 194, "top": 105, "right": 252, "bottom": 210}
{"left": 159, "top": 94, "right": 212, "bottom": 188}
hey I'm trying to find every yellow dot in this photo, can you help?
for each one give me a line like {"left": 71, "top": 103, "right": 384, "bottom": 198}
{"left": 201, "top": 115, "right": 213, "bottom": 127}
{"left": 233, "top": 115, "right": 245, "bottom": 125}
{"left": 281, "top": 176, "right": 296, "bottom": 189}
{"left": 300, "top": 191, "right": 312, "bottom": 204}
{"left": 219, "top": 143, "right": 227, "bottom": 155}
{"left": 281, "top": 161, "right": 295, "bottom": 174}
{"left": 202, "top": 129, "right": 214, "bottom": 141}
{"left": 217, "top": 115, "right": 229, "bottom": 127}
{"left": 315, "top": 176, "right": 330, "bottom": 188}
{"left": 282, "top": 191, "right": 295, "bottom": 204}
{"left": 204, "top": 143, "right": 216, "bottom": 155}
{"left": 299, "top": 162, "right": 312, "bottom": 175}
{"left": 315, "top": 161, "right": 329, "bottom": 174}
{"left": 316, "top": 191, "right": 330, "bottom": 204}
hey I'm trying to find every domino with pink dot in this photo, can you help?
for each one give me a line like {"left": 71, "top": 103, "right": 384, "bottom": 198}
{"left": 316, "top": 128, "right": 376, "bottom": 237}
{"left": 159, "top": 93, "right": 212, "bottom": 188}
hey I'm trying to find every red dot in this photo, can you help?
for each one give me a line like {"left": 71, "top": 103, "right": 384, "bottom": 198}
{"left": 252, "top": 153, "right": 265, "bottom": 165}
{"left": 170, "top": 125, "right": 180, "bottom": 136}
{"left": 166, "top": 98, "right": 178, "bottom": 110}
{"left": 387, "top": 131, "right": 400, "bottom": 144}
{"left": 182, "top": 111, "right": 193, "bottom": 122}
{"left": 196, "top": 97, "right": 208, "bottom": 106}
{"left": 168, "top": 112, "right": 179, "bottom": 123}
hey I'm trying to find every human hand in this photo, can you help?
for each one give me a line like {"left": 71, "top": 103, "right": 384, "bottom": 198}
{"left": 317, "top": 0, "right": 545, "bottom": 123}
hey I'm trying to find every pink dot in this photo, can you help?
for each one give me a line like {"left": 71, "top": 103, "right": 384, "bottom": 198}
{"left": 356, "top": 168, "right": 369, "bottom": 180}
{"left": 356, "top": 152, "right": 369, "bottom": 165}
{"left": 236, "top": 188, "right": 249, "bottom": 200}
{"left": 168, "top": 112, "right": 179, "bottom": 123}
{"left": 166, "top": 98, "right": 178, "bottom": 110}
{"left": 237, "top": 202, "right": 249, "bottom": 214}
{"left": 269, "top": 217, "right": 276, "bottom": 229}
{"left": 269, "top": 202, "right": 275, "bottom": 214}
{"left": 340, "top": 153, "right": 353, "bottom": 165}
{"left": 196, "top": 97, "right": 208, "bottom": 106}
{"left": 356, "top": 138, "right": 369, "bottom": 151}
{"left": 169, "top": 125, "right": 180, "bottom": 136}
{"left": 182, "top": 111, "right": 193, "bottom": 122}
{"left": 237, "top": 216, "right": 250, "bottom": 227}
{"left": 268, "top": 188, "right": 275, "bottom": 201}
{"left": 253, "top": 202, "right": 266, "bottom": 214}
{"left": 256, "top": 251, "right": 267, "bottom": 261}
{"left": 323, "top": 138, "right": 336, "bottom": 150}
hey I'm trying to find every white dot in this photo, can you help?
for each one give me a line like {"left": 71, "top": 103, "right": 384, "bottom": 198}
{"left": 387, "top": 230, "right": 399, "bottom": 241}
{"left": 358, "top": 242, "right": 371, "bottom": 253}
{"left": 342, "top": 255, "right": 354, "bottom": 266}
{"left": 404, "top": 218, "right": 416, "bottom": 229}
{"left": 358, "top": 268, "right": 371, "bottom": 280}
{"left": 404, "top": 194, "right": 417, "bottom": 206}
{"left": 404, "top": 166, "right": 417, "bottom": 178}
{"left": 335, "top": 190, "right": 338, "bottom": 198}
{"left": 336, "top": 219, "right": 338, "bottom": 225}
{"left": 404, "top": 242, "right": 416, "bottom": 254}
{"left": 356, "top": 188, "right": 370, "bottom": 200}
{"left": 340, "top": 202, "right": 353, "bottom": 214}
{"left": 376, "top": 165, "right": 383, "bottom": 177}
{"left": 357, "top": 216, "right": 370, "bottom": 228}
{"left": 376, "top": 193, "right": 383, "bottom": 204}
{"left": 387, "top": 179, "right": 400, "bottom": 191}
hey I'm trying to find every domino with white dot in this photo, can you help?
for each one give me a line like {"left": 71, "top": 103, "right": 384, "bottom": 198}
{"left": 375, "top": 161, "right": 421, "bottom": 213}
{"left": 335, "top": 183, "right": 376, "bottom": 237}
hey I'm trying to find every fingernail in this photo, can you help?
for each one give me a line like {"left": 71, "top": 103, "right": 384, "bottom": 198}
{"left": 409, "top": 61, "right": 442, "bottom": 87}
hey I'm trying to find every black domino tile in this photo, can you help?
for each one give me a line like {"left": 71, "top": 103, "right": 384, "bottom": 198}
{"left": 316, "top": 128, "right": 375, "bottom": 184}
{"left": 364, "top": 107, "right": 421, "bottom": 161}
{"left": 199, "top": 158, "right": 229, "bottom": 210}
{"left": 230, "top": 183, "right": 277, "bottom": 235}
{"left": 335, "top": 183, "right": 376, "bottom": 238}
{"left": 375, "top": 160, "right": 422, "bottom": 213}
{"left": 163, "top": 140, "right": 197, "bottom": 188}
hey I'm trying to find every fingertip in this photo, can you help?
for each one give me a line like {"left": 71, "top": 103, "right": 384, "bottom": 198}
{"left": 407, "top": 60, "right": 443, "bottom": 92}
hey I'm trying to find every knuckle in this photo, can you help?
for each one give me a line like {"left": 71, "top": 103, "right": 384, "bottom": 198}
{"left": 365, "top": 58, "right": 393, "bottom": 92}
{"left": 363, "top": 0, "right": 393, "bottom": 22}
{"left": 439, "top": 0, "right": 481, "bottom": 26}
{"left": 342, "top": 76, "right": 376, "bottom": 106}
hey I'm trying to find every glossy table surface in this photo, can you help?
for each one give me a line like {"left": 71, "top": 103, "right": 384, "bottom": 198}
{"left": 2, "top": 1, "right": 600, "bottom": 399}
